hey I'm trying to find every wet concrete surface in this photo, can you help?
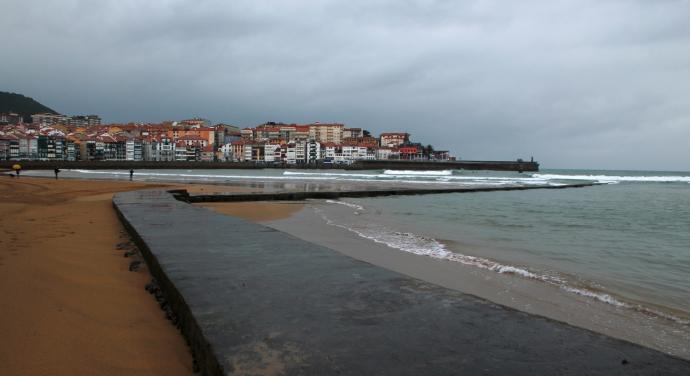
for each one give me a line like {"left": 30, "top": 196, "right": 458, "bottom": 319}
{"left": 113, "top": 189, "right": 690, "bottom": 375}
{"left": 177, "top": 182, "right": 595, "bottom": 203}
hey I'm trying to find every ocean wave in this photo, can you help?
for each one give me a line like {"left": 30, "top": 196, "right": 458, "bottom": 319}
{"left": 533, "top": 173, "right": 690, "bottom": 184}
{"left": 383, "top": 170, "right": 453, "bottom": 176}
{"left": 283, "top": 171, "right": 381, "bottom": 178}
{"left": 325, "top": 199, "right": 365, "bottom": 211}
{"left": 68, "top": 169, "right": 551, "bottom": 187}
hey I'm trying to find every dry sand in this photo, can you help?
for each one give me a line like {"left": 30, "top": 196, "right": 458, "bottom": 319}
{"left": 0, "top": 176, "right": 244, "bottom": 376}
{"left": 197, "top": 201, "right": 305, "bottom": 222}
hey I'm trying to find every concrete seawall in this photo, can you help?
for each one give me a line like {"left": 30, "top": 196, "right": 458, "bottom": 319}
{"left": 1, "top": 159, "right": 539, "bottom": 172}
{"left": 113, "top": 189, "right": 690, "bottom": 375}
{"left": 174, "top": 183, "right": 595, "bottom": 203}
{"left": 350, "top": 159, "right": 540, "bottom": 172}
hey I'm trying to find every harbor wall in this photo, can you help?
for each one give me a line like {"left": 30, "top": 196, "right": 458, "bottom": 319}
{"left": 1, "top": 159, "right": 539, "bottom": 172}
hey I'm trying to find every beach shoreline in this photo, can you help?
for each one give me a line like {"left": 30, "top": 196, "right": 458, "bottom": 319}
{"left": 256, "top": 201, "right": 690, "bottom": 360}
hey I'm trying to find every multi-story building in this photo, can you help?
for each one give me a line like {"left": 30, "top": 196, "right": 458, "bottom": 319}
{"left": 145, "top": 136, "right": 176, "bottom": 161}
{"left": 13, "top": 136, "right": 38, "bottom": 159}
{"left": 230, "top": 140, "right": 247, "bottom": 161}
{"left": 320, "top": 142, "right": 337, "bottom": 162}
{"left": 380, "top": 132, "right": 410, "bottom": 148}
{"left": 306, "top": 139, "right": 320, "bottom": 163}
{"left": 240, "top": 128, "right": 254, "bottom": 140}
{"left": 0, "top": 112, "right": 22, "bottom": 125}
{"left": 399, "top": 145, "right": 422, "bottom": 160}
{"left": 376, "top": 147, "right": 394, "bottom": 160}
{"left": 341, "top": 144, "right": 368, "bottom": 161}
{"left": 0, "top": 136, "right": 11, "bottom": 160}
{"left": 308, "top": 123, "right": 344, "bottom": 144}
{"left": 169, "top": 127, "right": 215, "bottom": 146}
{"left": 200, "top": 145, "right": 215, "bottom": 162}
{"left": 343, "top": 128, "right": 363, "bottom": 139}
{"left": 126, "top": 139, "right": 143, "bottom": 161}
{"left": 214, "top": 124, "right": 241, "bottom": 147}
{"left": 6, "top": 136, "right": 20, "bottom": 159}
{"left": 218, "top": 143, "right": 234, "bottom": 161}
{"left": 32, "top": 113, "right": 68, "bottom": 126}
{"left": 68, "top": 115, "right": 102, "bottom": 127}
{"left": 174, "top": 141, "right": 189, "bottom": 161}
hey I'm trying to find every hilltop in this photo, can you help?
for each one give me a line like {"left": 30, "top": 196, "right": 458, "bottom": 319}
{"left": 0, "top": 91, "right": 59, "bottom": 122}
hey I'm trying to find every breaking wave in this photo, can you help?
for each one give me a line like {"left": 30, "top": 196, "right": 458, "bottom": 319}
{"left": 533, "top": 173, "right": 690, "bottom": 184}
{"left": 383, "top": 169, "right": 453, "bottom": 176}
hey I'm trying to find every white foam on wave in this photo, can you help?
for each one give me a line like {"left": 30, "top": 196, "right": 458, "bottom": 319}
{"left": 325, "top": 199, "right": 365, "bottom": 211}
{"left": 317, "top": 209, "right": 565, "bottom": 285}
{"left": 283, "top": 171, "right": 380, "bottom": 178}
{"left": 533, "top": 173, "right": 690, "bottom": 184}
{"left": 560, "top": 286, "right": 628, "bottom": 307}
{"left": 383, "top": 169, "right": 453, "bottom": 176}
{"left": 69, "top": 169, "right": 550, "bottom": 187}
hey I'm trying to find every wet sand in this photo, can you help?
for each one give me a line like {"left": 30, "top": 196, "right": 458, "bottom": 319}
{"left": 0, "top": 177, "right": 245, "bottom": 375}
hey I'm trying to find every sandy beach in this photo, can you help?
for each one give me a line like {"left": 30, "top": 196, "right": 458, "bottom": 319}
{"left": 0, "top": 176, "right": 249, "bottom": 376}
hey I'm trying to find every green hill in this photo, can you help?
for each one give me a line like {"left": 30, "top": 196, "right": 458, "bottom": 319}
{"left": 0, "top": 91, "right": 59, "bottom": 123}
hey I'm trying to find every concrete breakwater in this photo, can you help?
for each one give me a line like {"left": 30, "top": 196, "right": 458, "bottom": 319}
{"left": 176, "top": 182, "right": 595, "bottom": 203}
{"left": 1, "top": 159, "right": 539, "bottom": 172}
{"left": 350, "top": 159, "right": 540, "bottom": 172}
{"left": 113, "top": 188, "right": 690, "bottom": 375}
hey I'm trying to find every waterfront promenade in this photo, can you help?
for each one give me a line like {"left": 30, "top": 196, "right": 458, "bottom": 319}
{"left": 113, "top": 188, "right": 690, "bottom": 375}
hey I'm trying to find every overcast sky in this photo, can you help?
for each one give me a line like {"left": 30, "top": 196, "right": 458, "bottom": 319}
{"left": 2, "top": 0, "right": 690, "bottom": 170}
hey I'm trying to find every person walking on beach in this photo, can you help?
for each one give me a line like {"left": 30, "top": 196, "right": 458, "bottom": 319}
{"left": 12, "top": 163, "right": 21, "bottom": 178}
{"left": 54, "top": 168, "right": 61, "bottom": 179}
{"left": 129, "top": 169, "right": 134, "bottom": 181}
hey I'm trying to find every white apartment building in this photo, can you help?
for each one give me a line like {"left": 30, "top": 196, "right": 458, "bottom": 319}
{"left": 380, "top": 132, "right": 409, "bottom": 148}
{"left": 376, "top": 147, "right": 393, "bottom": 160}
{"left": 219, "top": 143, "right": 234, "bottom": 161}
{"left": 126, "top": 139, "right": 143, "bottom": 161}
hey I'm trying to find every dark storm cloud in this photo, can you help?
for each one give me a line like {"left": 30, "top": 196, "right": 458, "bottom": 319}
{"left": 2, "top": 0, "right": 690, "bottom": 169}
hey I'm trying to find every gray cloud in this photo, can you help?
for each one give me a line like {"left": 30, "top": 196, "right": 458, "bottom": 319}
{"left": 2, "top": 0, "right": 690, "bottom": 169}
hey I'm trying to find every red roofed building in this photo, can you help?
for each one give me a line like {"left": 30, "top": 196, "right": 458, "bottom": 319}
{"left": 380, "top": 132, "right": 410, "bottom": 148}
{"left": 399, "top": 145, "right": 421, "bottom": 160}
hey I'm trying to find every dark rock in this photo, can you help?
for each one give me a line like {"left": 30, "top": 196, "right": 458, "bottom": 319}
{"left": 116, "top": 242, "right": 131, "bottom": 250}
{"left": 145, "top": 279, "right": 159, "bottom": 293}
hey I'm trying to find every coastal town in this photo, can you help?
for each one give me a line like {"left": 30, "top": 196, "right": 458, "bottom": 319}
{"left": 0, "top": 112, "right": 452, "bottom": 164}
